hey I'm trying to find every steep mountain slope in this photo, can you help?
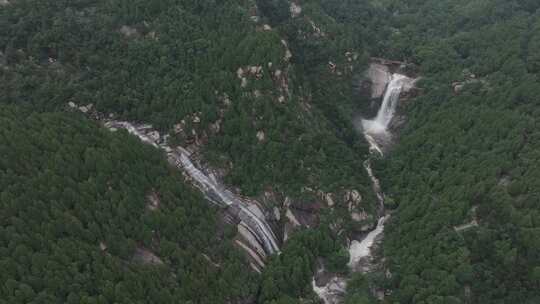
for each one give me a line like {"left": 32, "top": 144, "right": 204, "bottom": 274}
{"left": 0, "top": 0, "right": 380, "bottom": 229}
{"left": 0, "top": 105, "right": 258, "bottom": 303}
{"left": 1, "top": 0, "right": 385, "bottom": 303}
{"left": 4, "top": 0, "right": 540, "bottom": 303}
{"left": 368, "top": 1, "right": 540, "bottom": 303}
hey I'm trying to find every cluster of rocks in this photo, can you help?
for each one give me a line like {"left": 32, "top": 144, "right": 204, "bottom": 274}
{"left": 327, "top": 50, "right": 361, "bottom": 77}
{"left": 236, "top": 58, "right": 289, "bottom": 103}
{"left": 172, "top": 113, "right": 207, "bottom": 147}
{"left": 241, "top": 3, "right": 293, "bottom": 104}
{"left": 68, "top": 101, "right": 96, "bottom": 115}
{"left": 257, "top": 24, "right": 272, "bottom": 32}
{"left": 172, "top": 92, "right": 231, "bottom": 149}
{"left": 309, "top": 20, "right": 326, "bottom": 38}
{"left": 345, "top": 51, "right": 359, "bottom": 63}
{"left": 292, "top": 187, "right": 369, "bottom": 232}
{"left": 345, "top": 190, "right": 368, "bottom": 222}
{"left": 317, "top": 189, "right": 365, "bottom": 221}
{"left": 237, "top": 65, "right": 264, "bottom": 88}
{"left": 452, "top": 70, "right": 487, "bottom": 94}
{"left": 146, "top": 191, "right": 160, "bottom": 211}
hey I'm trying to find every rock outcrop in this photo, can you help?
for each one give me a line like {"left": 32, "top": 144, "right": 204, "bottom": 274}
{"left": 133, "top": 247, "right": 164, "bottom": 265}
{"left": 120, "top": 25, "right": 139, "bottom": 38}
{"left": 146, "top": 191, "right": 160, "bottom": 211}
{"left": 364, "top": 63, "right": 391, "bottom": 99}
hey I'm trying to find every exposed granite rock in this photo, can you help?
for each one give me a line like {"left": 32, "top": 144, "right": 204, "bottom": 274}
{"left": 256, "top": 130, "right": 266, "bottom": 142}
{"left": 364, "top": 63, "right": 391, "bottom": 99}
{"left": 325, "top": 193, "right": 335, "bottom": 207}
{"left": 146, "top": 191, "right": 160, "bottom": 211}
{"left": 120, "top": 25, "right": 139, "bottom": 38}
{"left": 133, "top": 247, "right": 164, "bottom": 265}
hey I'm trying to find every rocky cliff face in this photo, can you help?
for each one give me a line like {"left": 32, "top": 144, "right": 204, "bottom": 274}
{"left": 361, "top": 59, "right": 420, "bottom": 137}
{"left": 364, "top": 63, "right": 392, "bottom": 99}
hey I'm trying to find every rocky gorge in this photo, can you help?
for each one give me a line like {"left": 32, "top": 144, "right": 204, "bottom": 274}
{"left": 312, "top": 61, "right": 418, "bottom": 303}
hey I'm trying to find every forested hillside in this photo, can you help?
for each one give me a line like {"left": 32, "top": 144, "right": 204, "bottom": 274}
{"left": 1, "top": 0, "right": 381, "bottom": 303}
{"left": 370, "top": 1, "right": 540, "bottom": 303}
{"left": 0, "top": 0, "right": 380, "bottom": 221}
{"left": 0, "top": 105, "right": 257, "bottom": 303}
{"left": 2, "top": 0, "right": 540, "bottom": 303}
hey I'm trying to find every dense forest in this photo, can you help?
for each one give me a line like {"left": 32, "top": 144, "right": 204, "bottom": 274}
{"left": 0, "top": 0, "right": 375, "bottom": 198}
{"left": 0, "top": 104, "right": 350, "bottom": 304}
{"left": 372, "top": 1, "right": 540, "bottom": 303}
{"left": 0, "top": 105, "right": 258, "bottom": 303}
{"left": 1, "top": 0, "right": 377, "bottom": 303}
{"left": 2, "top": 0, "right": 540, "bottom": 303}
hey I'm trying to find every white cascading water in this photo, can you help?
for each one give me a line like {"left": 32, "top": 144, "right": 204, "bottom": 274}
{"left": 347, "top": 73, "right": 413, "bottom": 270}
{"left": 348, "top": 73, "right": 415, "bottom": 269}
{"left": 103, "top": 121, "right": 280, "bottom": 258}
{"left": 314, "top": 72, "right": 415, "bottom": 303}
{"left": 347, "top": 215, "right": 389, "bottom": 270}
{"left": 362, "top": 73, "right": 410, "bottom": 134}
{"left": 361, "top": 73, "right": 414, "bottom": 155}
{"left": 171, "top": 148, "right": 280, "bottom": 255}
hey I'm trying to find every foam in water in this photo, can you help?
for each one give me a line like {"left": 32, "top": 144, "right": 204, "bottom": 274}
{"left": 361, "top": 73, "right": 413, "bottom": 154}
{"left": 311, "top": 276, "right": 347, "bottom": 304}
{"left": 348, "top": 215, "right": 390, "bottom": 269}
{"left": 362, "top": 73, "right": 410, "bottom": 134}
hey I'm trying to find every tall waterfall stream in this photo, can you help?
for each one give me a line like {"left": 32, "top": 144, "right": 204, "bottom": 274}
{"left": 313, "top": 72, "right": 415, "bottom": 303}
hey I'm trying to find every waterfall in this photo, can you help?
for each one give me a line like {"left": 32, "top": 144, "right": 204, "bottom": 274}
{"left": 359, "top": 73, "right": 415, "bottom": 155}
{"left": 104, "top": 120, "right": 280, "bottom": 257}
{"left": 362, "top": 73, "right": 410, "bottom": 135}
{"left": 346, "top": 159, "right": 389, "bottom": 272}
{"left": 363, "top": 160, "right": 384, "bottom": 211}
{"left": 347, "top": 71, "right": 421, "bottom": 270}
{"left": 345, "top": 74, "right": 415, "bottom": 269}
{"left": 347, "top": 215, "right": 389, "bottom": 271}
{"left": 312, "top": 73, "right": 416, "bottom": 303}
{"left": 172, "top": 148, "right": 280, "bottom": 254}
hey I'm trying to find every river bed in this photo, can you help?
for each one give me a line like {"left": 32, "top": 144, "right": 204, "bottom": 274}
{"left": 313, "top": 71, "right": 415, "bottom": 303}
